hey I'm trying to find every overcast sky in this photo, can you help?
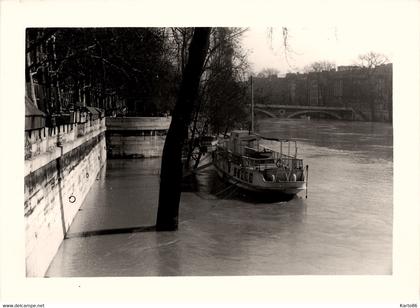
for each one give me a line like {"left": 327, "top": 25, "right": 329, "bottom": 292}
{"left": 241, "top": 24, "right": 397, "bottom": 75}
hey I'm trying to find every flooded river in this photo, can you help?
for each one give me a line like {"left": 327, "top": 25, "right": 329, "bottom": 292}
{"left": 46, "top": 119, "right": 393, "bottom": 276}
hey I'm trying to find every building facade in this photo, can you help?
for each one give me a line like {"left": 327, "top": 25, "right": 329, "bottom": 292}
{"left": 252, "top": 63, "right": 393, "bottom": 122}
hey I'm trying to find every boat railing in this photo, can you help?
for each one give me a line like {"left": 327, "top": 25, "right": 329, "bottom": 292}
{"left": 240, "top": 154, "right": 303, "bottom": 170}
{"left": 216, "top": 143, "right": 303, "bottom": 170}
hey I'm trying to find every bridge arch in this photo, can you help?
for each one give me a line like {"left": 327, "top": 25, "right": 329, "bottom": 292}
{"left": 254, "top": 107, "right": 276, "bottom": 118}
{"left": 287, "top": 110, "right": 342, "bottom": 120}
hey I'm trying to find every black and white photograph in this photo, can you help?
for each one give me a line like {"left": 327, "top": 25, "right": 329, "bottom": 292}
{"left": 23, "top": 26, "right": 394, "bottom": 277}
{"left": 1, "top": 0, "right": 419, "bottom": 307}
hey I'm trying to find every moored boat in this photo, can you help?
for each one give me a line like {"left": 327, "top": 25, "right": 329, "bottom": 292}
{"left": 213, "top": 130, "right": 308, "bottom": 196}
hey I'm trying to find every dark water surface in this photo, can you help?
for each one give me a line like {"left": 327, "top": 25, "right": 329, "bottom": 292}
{"left": 46, "top": 119, "right": 393, "bottom": 276}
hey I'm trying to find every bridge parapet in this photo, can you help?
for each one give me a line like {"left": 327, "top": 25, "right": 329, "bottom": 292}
{"left": 254, "top": 104, "right": 357, "bottom": 120}
{"left": 106, "top": 116, "right": 171, "bottom": 131}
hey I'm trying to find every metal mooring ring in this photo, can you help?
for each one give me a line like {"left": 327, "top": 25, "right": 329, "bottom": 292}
{"left": 69, "top": 195, "right": 76, "bottom": 203}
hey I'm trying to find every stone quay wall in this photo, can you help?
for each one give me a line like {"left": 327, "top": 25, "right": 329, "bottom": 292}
{"left": 106, "top": 117, "right": 171, "bottom": 158}
{"left": 24, "top": 118, "right": 106, "bottom": 277}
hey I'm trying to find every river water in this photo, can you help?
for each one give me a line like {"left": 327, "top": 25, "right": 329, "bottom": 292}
{"left": 46, "top": 118, "right": 393, "bottom": 276}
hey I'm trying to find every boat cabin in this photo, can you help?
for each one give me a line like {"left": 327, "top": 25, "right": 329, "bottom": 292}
{"left": 229, "top": 130, "right": 260, "bottom": 155}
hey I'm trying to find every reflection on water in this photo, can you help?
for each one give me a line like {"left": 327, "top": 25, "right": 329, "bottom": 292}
{"left": 46, "top": 119, "right": 392, "bottom": 276}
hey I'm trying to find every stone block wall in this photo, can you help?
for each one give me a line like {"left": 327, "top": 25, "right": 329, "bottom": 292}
{"left": 106, "top": 117, "right": 171, "bottom": 158}
{"left": 24, "top": 118, "right": 106, "bottom": 277}
{"left": 106, "top": 133, "right": 166, "bottom": 158}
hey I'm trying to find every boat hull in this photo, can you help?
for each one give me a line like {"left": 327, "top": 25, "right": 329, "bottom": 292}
{"left": 213, "top": 159, "right": 306, "bottom": 196}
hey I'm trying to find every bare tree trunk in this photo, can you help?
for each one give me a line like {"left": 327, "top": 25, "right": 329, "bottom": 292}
{"left": 156, "top": 28, "right": 211, "bottom": 231}
{"left": 26, "top": 53, "right": 38, "bottom": 107}
{"left": 26, "top": 32, "right": 38, "bottom": 107}
{"left": 184, "top": 108, "right": 200, "bottom": 168}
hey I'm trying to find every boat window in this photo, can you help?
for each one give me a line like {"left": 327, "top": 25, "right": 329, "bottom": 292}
{"left": 249, "top": 172, "right": 253, "bottom": 183}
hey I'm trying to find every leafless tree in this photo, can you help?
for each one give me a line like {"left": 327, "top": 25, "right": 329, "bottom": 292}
{"left": 304, "top": 60, "right": 336, "bottom": 73}
{"left": 184, "top": 28, "right": 249, "bottom": 168}
{"left": 266, "top": 27, "right": 300, "bottom": 71}
{"left": 257, "top": 67, "right": 280, "bottom": 78}
{"left": 156, "top": 27, "right": 211, "bottom": 231}
{"left": 357, "top": 52, "right": 389, "bottom": 69}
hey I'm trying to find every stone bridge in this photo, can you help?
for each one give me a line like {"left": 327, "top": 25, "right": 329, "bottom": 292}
{"left": 254, "top": 104, "right": 364, "bottom": 120}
